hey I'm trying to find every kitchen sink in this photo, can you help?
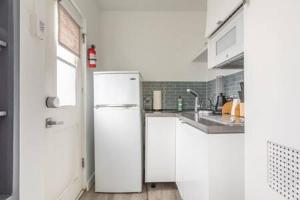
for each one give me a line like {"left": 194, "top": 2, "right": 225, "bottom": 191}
{"left": 183, "top": 110, "right": 214, "bottom": 115}
{"left": 198, "top": 110, "right": 214, "bottom": 115}
{"left": 181, "top": 111, "right": 244, "bottom": 126}
{"left": 199, "top": 114, "right": 244, "bottom": 126}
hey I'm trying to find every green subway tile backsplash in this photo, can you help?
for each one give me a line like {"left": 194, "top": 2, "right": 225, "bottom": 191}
{"left": 143, "top": 81, "right": 206, "bottom": 110}
{"left": 206, "top": 71, "right": 244, "bottom": 105}
{"left": 143, "top": 71, "right": 244, "bottom": 111}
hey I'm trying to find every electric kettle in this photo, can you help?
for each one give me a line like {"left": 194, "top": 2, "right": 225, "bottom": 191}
{"left": 215, "top": 93, "right": 226, "bottom": 113}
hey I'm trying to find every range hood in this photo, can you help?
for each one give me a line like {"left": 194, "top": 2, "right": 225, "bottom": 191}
{"left": 208, "top": 9, "right": 244, "bottom": 70}
{"left": 213, "top": 53, "right": 244, "bottom": 69}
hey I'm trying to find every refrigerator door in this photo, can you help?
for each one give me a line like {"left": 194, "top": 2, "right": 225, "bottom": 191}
{"left": 94, "top": 107, "right": 142, "bottom": 192}
{"left": 94, "top": 72, "right": 140, "bottom": 106}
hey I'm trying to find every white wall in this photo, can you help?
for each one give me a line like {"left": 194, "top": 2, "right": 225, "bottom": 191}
{"left": 20, "top": 0, "right": 99, "bottom": 199}
{"left": 20, "top": 0, "right": 47, "bottom": 199}
{"left": 245, "top": 1, "right": 300, "bottom": 199}
{"left": 96, "top": 11, "right": 208, "bottom": 81}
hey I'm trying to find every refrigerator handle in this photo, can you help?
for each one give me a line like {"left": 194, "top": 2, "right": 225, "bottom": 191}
{"left": 95, "top": 104, "right": 138, "bottom": 109}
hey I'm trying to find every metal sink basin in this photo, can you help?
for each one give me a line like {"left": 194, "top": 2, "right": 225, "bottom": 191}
{"left": 183, "top": 110, "right": 214, "bottom": 116}
{"left": 199, "top": 114, "right": 244, "bottom": 126}
{"left": 181, "top": 111, "right": 244, "bottom": 126}
{"left": 198, "top": 110, "right": 213, "bottom": 115}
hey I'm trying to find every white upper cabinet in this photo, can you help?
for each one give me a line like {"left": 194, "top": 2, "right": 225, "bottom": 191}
{"left": 208, "top": 9, "right": 244, "bottom": 69}
{"left": 205, "top": 0, "right": 244, "bottom": 37}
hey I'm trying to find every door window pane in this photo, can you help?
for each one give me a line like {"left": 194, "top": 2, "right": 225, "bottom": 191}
{"left": 57, "top": 59, "right": 76, "bottom": 106}
{"left": 56, "top": 3, "right": 80, "bottom": 107}
{"left": 57, "top": 45, "right": 78, "bottom": 66}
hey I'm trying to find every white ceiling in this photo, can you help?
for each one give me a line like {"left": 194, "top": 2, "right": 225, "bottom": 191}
{"left": 95, "top": 0, "right": 207, "bottom": 11}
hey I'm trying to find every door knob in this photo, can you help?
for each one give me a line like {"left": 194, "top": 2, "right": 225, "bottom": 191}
{"left": 46, "top": 97, "right": 60, "bottom": 108}
{"left": 46, "top": 118, "right": 64, "bottom": 128}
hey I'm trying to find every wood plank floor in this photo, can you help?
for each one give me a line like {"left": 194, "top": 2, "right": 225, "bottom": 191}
{"left": 80, "top": 183, "right": 182, "bottom": 200}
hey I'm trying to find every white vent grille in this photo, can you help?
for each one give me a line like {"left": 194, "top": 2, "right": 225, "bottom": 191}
{"left": 268, "top": 141, "right": 300, "bottom": 200}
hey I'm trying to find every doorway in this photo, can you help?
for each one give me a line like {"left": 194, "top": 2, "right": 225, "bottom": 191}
{"left": 43, "top": 1, "right": 86, "bottom": 199}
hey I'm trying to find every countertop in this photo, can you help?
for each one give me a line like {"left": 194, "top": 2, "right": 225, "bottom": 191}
{"left": 145, "top": 111, "right": 244, "bottom": 134}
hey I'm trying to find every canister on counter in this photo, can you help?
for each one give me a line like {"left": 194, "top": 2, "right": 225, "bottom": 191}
{"left": 153, "top": 90, "right": 162, "bottom": 111}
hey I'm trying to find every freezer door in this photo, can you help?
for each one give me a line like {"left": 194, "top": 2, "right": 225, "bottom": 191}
{"left": 94, "top": 107, "right": 142, "bottom": 192}
{"left": 94, "top": 73, "right": 140, "bottom": 105}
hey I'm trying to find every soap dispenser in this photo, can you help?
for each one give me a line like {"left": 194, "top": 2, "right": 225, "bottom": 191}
{"left": 177, "top": 96, "right": 183, "bottom": 112}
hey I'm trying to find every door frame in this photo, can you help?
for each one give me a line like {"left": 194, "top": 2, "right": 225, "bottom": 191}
{"left": 70, "top": 1, "right": 91, "bottom": 193}
{"left": 59, "top": 0, "right": 94, "bottom": 194}
{"left": 80, "top": 20, "right": 90, "bottom": 191}
{"left": 77, "top": 14, "right": 88, "bottom": 199}
{"left": 56, "top": 0, "right": 89, "bottom": 196}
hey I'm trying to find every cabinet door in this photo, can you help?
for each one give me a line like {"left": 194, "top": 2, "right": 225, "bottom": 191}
{"left": 207, "top": 134, "right": 245, "bottom": 200}
{"left": 176, "top": 120, "right": 209, "bottom": 200}
{"left": 208, "top": 9, "right": 244, "bottom": 69}
{"left": 175, "top": 119, "right": 186, "bottom": 198}
{"left": 145, "top": 117, "right": 176, "bottom": 182}
{"left": 206, "top": 0, "right": 243, "bottom": 37}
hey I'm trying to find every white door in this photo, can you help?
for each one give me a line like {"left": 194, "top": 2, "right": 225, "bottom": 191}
{"left": 44, "top": 1, "right": 84, "bottom": 200}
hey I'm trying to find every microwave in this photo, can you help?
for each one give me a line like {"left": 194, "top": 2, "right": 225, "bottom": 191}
{"left": 208, "top": 9, "right": 244, "bottom": 69}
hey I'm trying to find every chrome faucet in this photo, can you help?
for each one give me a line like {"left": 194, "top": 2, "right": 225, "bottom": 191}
{"left": 187, "top": 89, "right": 201, "bottom": 113}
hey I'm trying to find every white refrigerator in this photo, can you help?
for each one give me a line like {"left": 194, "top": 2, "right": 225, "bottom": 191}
{"left": 94, "top": 71, "right": 143, "bottom": 193}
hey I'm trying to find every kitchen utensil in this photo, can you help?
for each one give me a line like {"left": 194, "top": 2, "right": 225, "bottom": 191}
{"left": 240, "top": 82, "right": 244, "bottom": 91}
{"left": 215, "top": 93, "right": 226, "bottom": 112}
{"left": 231, "top": 99, "right": 241, "bottom": 116}
{"left": 222, "top": 102, "right": 233, "bottom": 115}
{"left": 238, "top": 91, "right": 244, "bottom": 102}
{"left": 239, "top": 103, "right": 245, "bottom": 117}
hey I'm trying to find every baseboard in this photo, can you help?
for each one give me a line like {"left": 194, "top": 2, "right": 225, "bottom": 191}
{"left": 86, "top": 172, "right": 95, "bottom": 191}
{"left": 75, "top": 190, "right": 84, "bottom": 200}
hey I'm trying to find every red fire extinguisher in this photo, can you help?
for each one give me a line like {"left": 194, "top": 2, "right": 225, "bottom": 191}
{"left": 88, "top": 45, "right": 97, "bottom": 68}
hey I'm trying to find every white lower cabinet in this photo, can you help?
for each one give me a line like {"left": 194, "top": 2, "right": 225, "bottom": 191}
{"left": 176, "top": 119, "right": 244, "bottom": 200}
{"left": 176, "top": 119, "right": 209, "bottom": 200}
{"left": 145, "top": 117, "right": 176, "bottom": 182}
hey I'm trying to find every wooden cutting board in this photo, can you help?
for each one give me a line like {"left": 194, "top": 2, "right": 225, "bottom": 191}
{"left": 222, "top": 102, "right": 232, "bottom": 115}
{"left": 239, "top": 103, "right": 244, "bottom": 117}
{"left": 222, "top": 102, "right": 243, "bottom": 117}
